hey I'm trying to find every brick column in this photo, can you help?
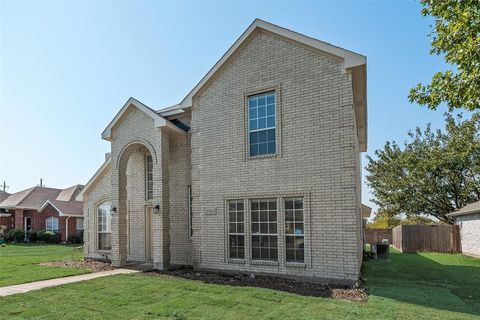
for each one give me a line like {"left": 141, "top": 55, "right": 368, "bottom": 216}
{"left": 152, "top": 129, "right": 170, "bottom": 270}
{"left": 14, "top": 209, "right": 24, "bottom": 230}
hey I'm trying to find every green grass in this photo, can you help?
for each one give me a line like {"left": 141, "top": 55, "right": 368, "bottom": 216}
{"left": 0, "top": 244, "right": 90, "bottom": 286}
{"left": 0, "top": 247, "right": 479, "bottom": 319}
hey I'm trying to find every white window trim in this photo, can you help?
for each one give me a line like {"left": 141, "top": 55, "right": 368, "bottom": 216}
{"left": 45, "top": 216, "right": 59, "bottom": 231}
{"left": 97, "top": 201, "right": 112, "bottom": 251}
{"left": 224, "top": 192, "right": 310, "bottom": 268}
{"left": 244, "top": 86, "right": 282, "bottom": 160}
{"left": 250, "top": 198, "right": 278, "bottom": 262}
{"left": 284, "top": 197, "right": 305, "bottom": 264}
{"left": 227, "top": 200, "right": 245, "bottom": 260}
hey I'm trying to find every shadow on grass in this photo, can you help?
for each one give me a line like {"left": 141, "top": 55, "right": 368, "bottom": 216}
{"left": 363, "top": 248, "right": 480, "bottom": 316}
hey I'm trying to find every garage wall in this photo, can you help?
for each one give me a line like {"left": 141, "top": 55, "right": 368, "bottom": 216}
{"left": 457, "top": 213, "right": 480, "bottom": 257}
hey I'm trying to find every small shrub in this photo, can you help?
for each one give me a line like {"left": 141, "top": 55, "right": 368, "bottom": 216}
{"left": 6, "top": 229, "right": 24, "bottom": 242}
{"left": 68, "top": 235, "right": 83, "bottom": 244}
{"left": 43, "top": 230, "right": 61, "bottom": 243}
{"left": 35, "top": 230, "right": 46, "bottom": 242}
{"left": 28, "top": 231, "right": 38, "bottom": 243}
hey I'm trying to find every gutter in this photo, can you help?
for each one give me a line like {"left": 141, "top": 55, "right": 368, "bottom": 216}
{"left": 65, "top": 216, "right": 70, "bottom": 243}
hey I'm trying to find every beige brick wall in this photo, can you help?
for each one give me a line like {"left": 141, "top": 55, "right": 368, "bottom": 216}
{"left": 126, "top": 152, "right": 147, "bottom": 261}
{"left": 83, "top": 163, "right": 112, "bottom": 260}
{"left": 190, "top": 30, "right": 361, "bottom": 282}
{"left": 83, "top": 30, "right": 364, "bottom": 283}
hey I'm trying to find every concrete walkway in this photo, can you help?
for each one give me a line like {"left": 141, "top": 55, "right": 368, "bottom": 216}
{"left": 0, "top": 269, "right": 138, "bottom": 297}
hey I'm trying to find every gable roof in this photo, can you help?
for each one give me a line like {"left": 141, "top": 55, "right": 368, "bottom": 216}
{"left": 102, "top": 97, "right": 187, "bottom": 141}
{"left": 38, "top": 199, "right": 83, "bottom": 217}
{"left": 56, "top": 185, "right": 83, "bottom": 202}
{"left": 178, "top": 19, "right": 366, "bottom": 109}
{"left": 155, "top": 19, "right": 368, "bottom": 151}
{"left": 447, "top": 200, "right": 480, "bottom": 218}
{"left": 0, "top": 187, "right": 62, "bottom": 210}
{"left": 0, "top": 191, "right": 11, "bottom": 203}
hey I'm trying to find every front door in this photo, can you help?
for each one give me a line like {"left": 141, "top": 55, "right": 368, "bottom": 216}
{"left": 145, "top": 207, "right": 154, "bottom": 261}
{"left": 24, "top": 217, "right": 31, "bottom": 241}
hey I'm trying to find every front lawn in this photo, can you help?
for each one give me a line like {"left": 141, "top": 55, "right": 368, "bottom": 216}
{"left": 0, "top": 244, "right": 89, "bottom": 286}
{"left": 0, "top": 248, "right": 479, "bottom": 319}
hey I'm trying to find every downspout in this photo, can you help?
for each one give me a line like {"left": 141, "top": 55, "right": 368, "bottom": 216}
{"left": 65, "top": 216, "right": 70, "bottom": 243}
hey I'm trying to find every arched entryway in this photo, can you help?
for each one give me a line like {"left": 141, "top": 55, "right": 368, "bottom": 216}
{"left": 112, "top": 141, "right": 157, "bottom": 265}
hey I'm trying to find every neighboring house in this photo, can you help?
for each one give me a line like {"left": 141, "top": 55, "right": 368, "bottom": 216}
{"left": 0, "top": 190, "right": 12, "bottom": 228}
{"left": 78, "top": 19, "right": 368, "bottom": 284}
{"left": 448, "top": 201, "right": 480, "bottom": 257}
{"left": 0, "top": 185, "right": 84, "bottom": 241}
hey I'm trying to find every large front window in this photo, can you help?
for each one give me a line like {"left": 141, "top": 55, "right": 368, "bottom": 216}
{"left": 228, "top": 200, "right": 245, "bottom": 259}
{"left": 98, "top": 201, "right": 112, "bottom": 250}
{"left": 45, "top": 217, "right": 59, "bottom": 231}
{"left": 248, "top": 91, "right": 276, "bottom": 157}
{"left": 251, "top": 199, "right": 278, "bottom": 261}
{"left": 285, "top": 198, "right": 304, "bottom": 263}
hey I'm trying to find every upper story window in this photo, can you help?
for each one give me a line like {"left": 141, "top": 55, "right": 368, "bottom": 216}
{"left": 146, "top": 154, "right": 153, "bottom": 200}
{"left": 248, "top": 91, "right": 276, "bottom": 157}
{"left": 45, "top": 216, "right": 59, "bottom": 231}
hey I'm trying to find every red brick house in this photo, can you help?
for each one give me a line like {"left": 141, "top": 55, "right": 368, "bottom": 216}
{"left": 0, "top": 190, "right": 12, "bottom": 228}
{"left": 0, "top": 185, "right": 84, "bottom": 242}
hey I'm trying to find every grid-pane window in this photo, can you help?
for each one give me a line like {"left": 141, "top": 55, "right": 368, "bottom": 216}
{"left": 248, "top": 91, "right": 276, "bottom": 156}
{"left": 228, "top": 200, "right": 245, "bottom": 259}
{"left": 285, "top": 198, "right": 304, "bottom": 263}
{"left": 251, "top": 199, "right": 278, "bottom": 261}
{"left": 98, "top": 201, "right": 112, "bottom": 250}
{"left": 45, "top": 217, "right": 59, "bottom": 231}
{"left": 146, "top": 154, "right": 153, "bottom": 200}
{"left": 188, "top": 185, "right": 193, "bottom": 238}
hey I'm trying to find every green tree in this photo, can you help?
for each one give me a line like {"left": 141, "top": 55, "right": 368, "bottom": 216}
{"left": 367, "top": 209, "right": 401, "bottom": 229}
{"left": 366, "top": 113, "right": 480, "bottom": 224}
{"left": 409, "top": 1, "right": 480, "bottom": 111}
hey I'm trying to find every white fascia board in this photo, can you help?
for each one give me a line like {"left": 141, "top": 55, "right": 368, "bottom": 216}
{"left": 179, "top": 19, "right": 366, "bottom": 108}
{"left": 159, "top": 108, "right": 185, "bottom": 117}
{"left": 102, "top": 97, "right": 168, "bottom": 141}
{"left": 38, "top": 200, "right": 63, "bottom": 216}
{"left": 77, "top": 157, "right": 112, "bottom": 201}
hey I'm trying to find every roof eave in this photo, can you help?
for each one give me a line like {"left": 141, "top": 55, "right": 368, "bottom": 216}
{"left": 178, "top": 19, "right": 366, "bottom": 110}
{"left": 102, "top": 97, "right": 186, "bottom": 141}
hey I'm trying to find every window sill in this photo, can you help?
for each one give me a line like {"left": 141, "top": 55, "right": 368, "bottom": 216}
{"left": 228, "top": 259, "right": 245, "bottom": 264}
{"left": 285, "top": 262, "right": 306, "bottom": 268}
{"left": 248, "top": 153, "right": 278, "bottom": 161}
{"left": 251, "top": 260, "right": 279, "bottom": 266}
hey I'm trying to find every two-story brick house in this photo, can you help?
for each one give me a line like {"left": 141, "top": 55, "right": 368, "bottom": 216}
{"left": 78, "top": 19, "right": 368, "bottom": 284}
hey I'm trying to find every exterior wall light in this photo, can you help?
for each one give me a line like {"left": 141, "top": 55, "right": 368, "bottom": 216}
{"left": 154, "top": 204, "right": 161, "bottom": 214}
{"left": 111, "top": 207, "right": 117, "bottom": 215}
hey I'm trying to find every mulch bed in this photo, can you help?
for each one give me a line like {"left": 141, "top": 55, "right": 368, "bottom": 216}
{"left": 145, "top": 269, "right": 367, "bottom": 301}
{"left": 39, "top": 259, "right": 114, "bottom": 272}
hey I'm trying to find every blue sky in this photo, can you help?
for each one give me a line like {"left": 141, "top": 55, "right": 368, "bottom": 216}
{"left": 0, "top": 1, "right": 449, "bottom": 212}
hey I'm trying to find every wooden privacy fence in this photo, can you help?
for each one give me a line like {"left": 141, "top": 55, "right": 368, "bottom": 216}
{"left": 365, "top": 228, "right": 393, "bottom": 244}
{"left": 392, "top": 224, "right": 461, "bottom": 253}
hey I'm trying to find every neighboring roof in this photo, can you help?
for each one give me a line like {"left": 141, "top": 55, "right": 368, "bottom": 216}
{"left": 0, "top": 187, "right": 61, "bottom": 210}
{"left": 101, "top": 97, "right": 187, "bottom": 141}
{"left": 362, "top": 204, "right": 372, "bottom": 219}
{"left": 448, "top": 200, "right": 480, "bottom": 218}
{"left": 56, "top": 185, "right": 84, "bottom": 202}
{"left": 0, "top": 191, "right": 10, "bottom": 203}
{"left": 38, "top": 199, "right": 83, "bottom": 217}
{"left": 155, "top": 19, "right": 367, "bottom": 151}
{"left": 76, "top": 156, "right": 112, "bottom": 202}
